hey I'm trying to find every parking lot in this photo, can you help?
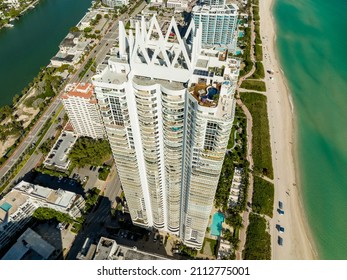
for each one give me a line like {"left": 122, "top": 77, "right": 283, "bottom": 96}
{"left": 70, "top": 165, "right": 102, "bottom": 192}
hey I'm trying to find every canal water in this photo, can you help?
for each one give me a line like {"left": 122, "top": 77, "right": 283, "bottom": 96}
{"left": 0, "top": 0, "right": 91, "bottom": 106}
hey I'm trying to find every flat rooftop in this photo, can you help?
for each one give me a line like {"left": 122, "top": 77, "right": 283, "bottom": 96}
{"left": 94, "top": 237, "right": 168, "bottom": 260}
{"left": 13, "top": 181, "right": 80, "bottom": 211}
{"left": 44, "top": 130, "right": 77, "bottom": 170}
{"left": 0, "top": 190, "right": 28, "bottom": 224}
{"left": 62, "top": 83, "right": 94, "bottom": 100}
{"left": 2, "top": 228, "right": 55, "bottom": 260}
{"left": 133, "top": 75, "right": 185, "bottom": 91}
{"left": 93, "top": 67, "right": 128, "bottom": 85}
{"left": 192, "top": 4, "right": 239, "bottom": 15}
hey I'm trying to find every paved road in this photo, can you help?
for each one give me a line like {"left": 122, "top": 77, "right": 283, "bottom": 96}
{"left": 0, "top": 98, "right": 61, "bottom": 184}
{"left": 6, "top": 107, "right": 66, "bottom": 189}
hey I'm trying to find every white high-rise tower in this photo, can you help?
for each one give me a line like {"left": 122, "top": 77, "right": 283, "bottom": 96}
{"left": 92, "top": 16, "right": 240, "bottom": 249}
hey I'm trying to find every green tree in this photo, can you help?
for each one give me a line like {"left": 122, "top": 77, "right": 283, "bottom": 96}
{"left": 70, "top": 26, "right": 80, "bottom": 32}
{"left": 68, "top": 137, "right": 111, "bottom": 168}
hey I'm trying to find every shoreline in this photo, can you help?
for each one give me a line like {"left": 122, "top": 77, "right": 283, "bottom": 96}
{"left": 260, "top": 0, "right": 318, "bottom": 259}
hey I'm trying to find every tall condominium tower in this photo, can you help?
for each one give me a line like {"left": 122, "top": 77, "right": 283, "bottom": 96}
{"left": 61, "top": 83, "right": 105, "bottom": 139}
{"left": 92, "top": 17, "right": 240, "bottom": 249}
{"left": 192, "top": 4, "right": 238, "bottom": 49}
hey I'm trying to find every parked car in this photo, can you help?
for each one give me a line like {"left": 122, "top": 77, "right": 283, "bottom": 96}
{"left": 278, "top": 209, "right": 285, "bottom": 215}
{"left": 279, "top": 201, "right": 283, "bottom": 209}
{"left": 276, "top": 224, "right": 285, "bottom": 233}
{"left": 172, "top": 249, "right": 180, "bottom": 254}
{"left": 278, "top": 236, "right": 284, "bottom": 246}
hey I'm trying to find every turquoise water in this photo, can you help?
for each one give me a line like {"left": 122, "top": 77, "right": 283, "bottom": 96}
{"left": 0, "top": 0, "right": 91, "bottom": 106}
{"left": 0, "top": 201, "right": 12, "bottom": 212}
{"left": 210, "top": 212, "right": 224, "bottom": 236}
{"left": 274, "top": 0, "right": 347, "bottom": 259}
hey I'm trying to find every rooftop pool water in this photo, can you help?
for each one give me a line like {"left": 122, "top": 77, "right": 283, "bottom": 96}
{"left": 207, "top": 87, "right": 218, "bottom": 99}
{"left": 0, "top": 202, "right": 12, "bottom": 212}
{"left": 210, "top": 212, "right": 224, "bottom": 236}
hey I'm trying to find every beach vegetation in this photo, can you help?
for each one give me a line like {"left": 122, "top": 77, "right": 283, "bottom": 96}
{"left": 240, "top": 80, "right": 266, "bottom": 92}
{"left": 250, "top": 61, "right": 265, "bottom": 79}
{"left": 239, "top": 27, "right": 253, "bottom": 77}
{"left": 243, "top": 213, "right": 271, "bottom": 260}
{"left": 252, "top": 176, "right": 274, "bottom": 217}
{"left": 255, "top": 44, "right": 263, "bottom": 61}
{"left": 240, "top": 92, "right": 273, "bottom": 179}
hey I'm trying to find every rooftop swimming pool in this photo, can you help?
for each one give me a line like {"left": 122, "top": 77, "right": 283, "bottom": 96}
{"left": 207, "top": 87, "right": 219, "bottom": 99}
{"left": 0, "top": 202, "right": 12, "bottom": 212}
{"left": 210, "top": 212, "right": 224, "bottom": 236}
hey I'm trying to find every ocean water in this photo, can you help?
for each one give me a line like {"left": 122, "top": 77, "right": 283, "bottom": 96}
{"left": 274, "top": 0, "right": 347, "bottom": 259}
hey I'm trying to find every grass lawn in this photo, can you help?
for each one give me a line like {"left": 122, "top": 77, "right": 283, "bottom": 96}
{"left": 201, "top": 238, "right": 218, "bottom": 257}
{"left": 241, "top": 92, "right": 273, "bottom": 179}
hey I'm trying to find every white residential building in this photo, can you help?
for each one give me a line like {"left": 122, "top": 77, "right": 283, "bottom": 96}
{"left": 0, "top": 181, "right": 85, "bottom": 250}
{"left": 61, "top": 83, "right": 105, "bottom": 139}
{"left": 192, "top": 4, "right": 238, "bottom": 51}
{"left": 201, "top": 0, "right": 225, "bottom": 5}
{"left": 92, "top": 16, "right": 239, "bottom": 249}
{"left": 51, "top": 32, "right": 88, "bottom": 67}
{"left": 102, "top": 0, "right": 129, "bottom": 8}
{"left": 166, "top": 0, "right": 188, "bottom": 10}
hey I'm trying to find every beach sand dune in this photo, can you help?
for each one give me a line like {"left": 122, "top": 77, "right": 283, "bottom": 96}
{"left": 260, "top": 0, "right": 318, "bottom": 259}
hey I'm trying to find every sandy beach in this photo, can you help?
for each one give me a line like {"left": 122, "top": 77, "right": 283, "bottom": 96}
{"left": 260, "top": 0, "right": 318, "bottom": 259}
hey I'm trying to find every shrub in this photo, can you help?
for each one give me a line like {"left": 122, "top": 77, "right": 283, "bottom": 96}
{"left": 240, "top": 80, "right": 266, "bottom": 92}
{"left": 252, "top": 176, "right": 274, "bottom": 217}
{"left": 250, "top": 61, "right": 265, "bottom": 79}
{"left": 244, "top": 213, "right": 271, "bottom": 259}
{"left": 241, "top": 92, "right": 273, "bottom": 179}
